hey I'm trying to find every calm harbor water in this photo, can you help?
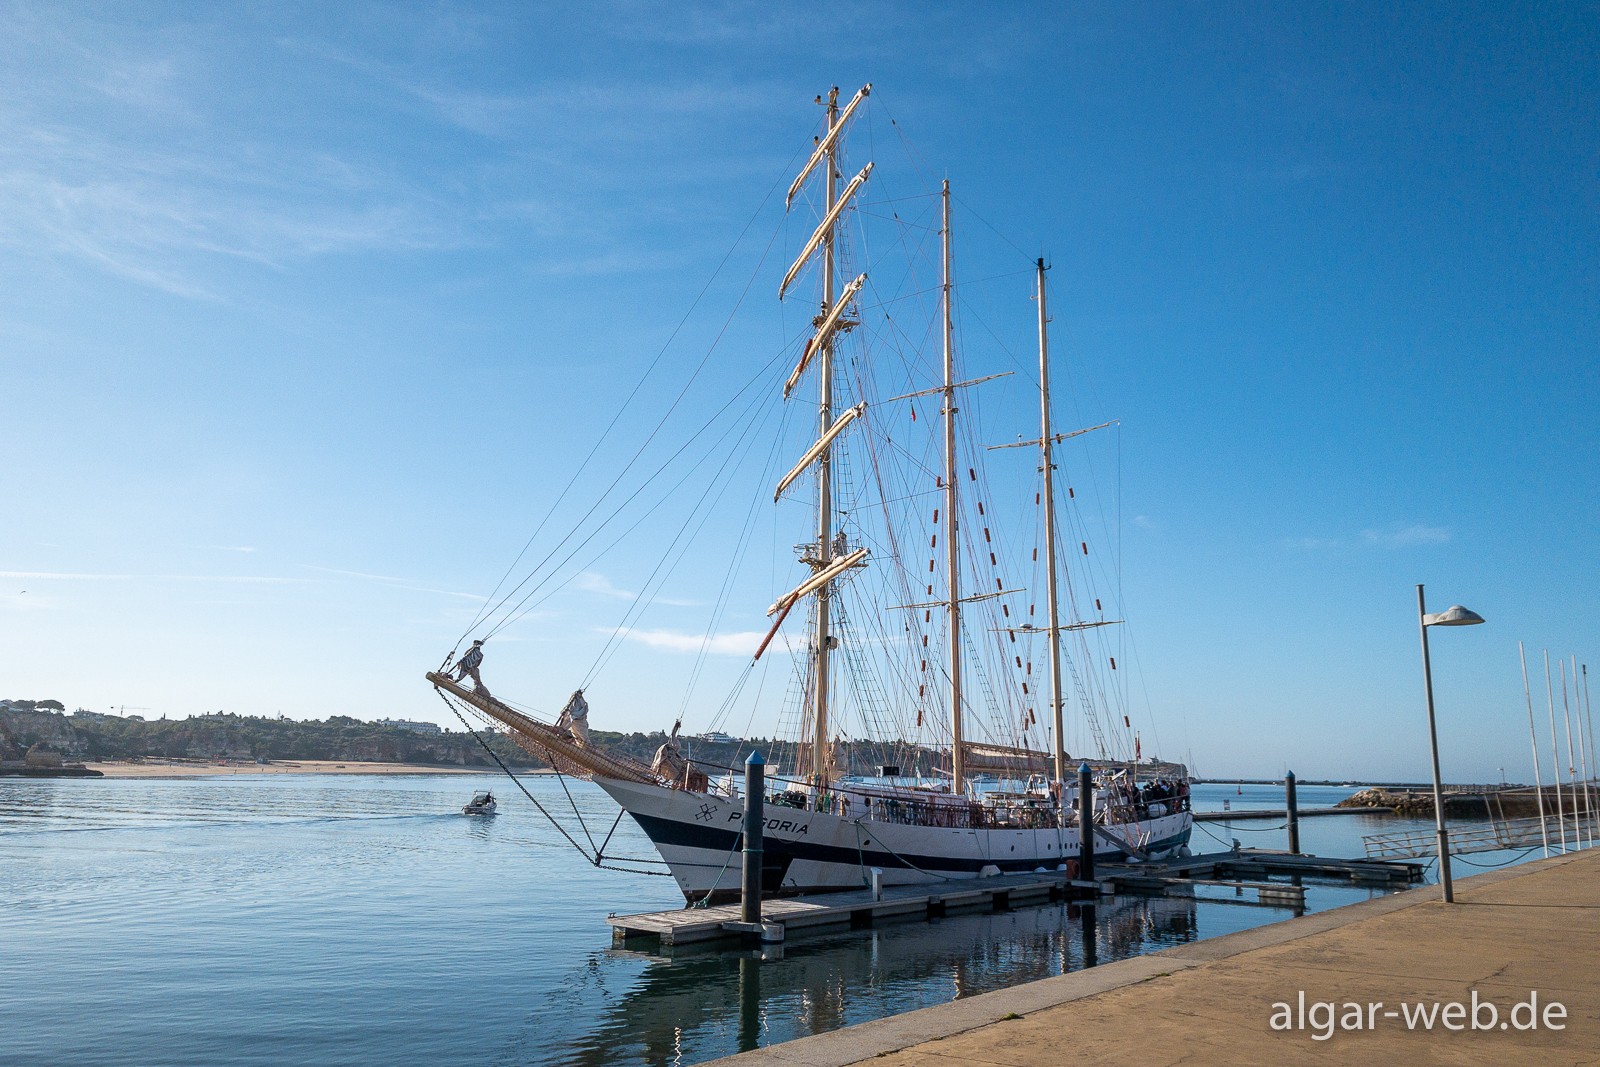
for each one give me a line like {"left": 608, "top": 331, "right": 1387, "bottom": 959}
{"left": 1, "top": 774, "right": 1547, "bottom": 1067}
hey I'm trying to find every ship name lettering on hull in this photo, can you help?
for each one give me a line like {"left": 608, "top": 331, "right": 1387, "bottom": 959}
{"left": 727, "top": 811, "right": 810, "bottom": 835}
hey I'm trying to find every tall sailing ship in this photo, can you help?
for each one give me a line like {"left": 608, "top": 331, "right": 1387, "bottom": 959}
{"left": 427, "top": 85, "right": 1192, "bottom": 903}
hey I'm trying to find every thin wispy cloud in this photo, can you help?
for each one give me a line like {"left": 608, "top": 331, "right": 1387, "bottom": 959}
{"left": 301, "top": 565, "right": 485, "bottom": 601}
{"left": 604, "top": 4, "right": 806, "bottom": 47}
{"left": 1366, "top": 524, "right": 1450, "bottom": 547}
{"left": 654, "top": 595, "right": 706, "bottom": 609}
{"left": 0, "top": 571, "right": 306, "bottom": 583}
{"left": 0, "top": 8, "right": 796, "bottom": 300}
{"left": 1281, "top": 536, "right": 1343, "bottom": 550}
{"left": 573, "top": 571, "right": 635, "bottom": 600}
{"left": 287, "top": 34, "right": 782, "bottom": 142}
{"left": 607, "top": 626, "right": 770, "bottom": 657}
{"left": 0, "top": 14, "right": 466, "bottom": 299}
{"left": 570, "top": 571, "right": 702, "bottom": 608}
{"left": 0, "top": 133, "right": 455, "bottom": 298}
{"left": 1282, "top": 524, "right": 1451, "bottom": 551}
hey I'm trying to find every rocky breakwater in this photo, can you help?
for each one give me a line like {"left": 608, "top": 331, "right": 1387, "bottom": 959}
{"left": 1338, "top": 787, "right": 1553, "bottom": 819}
{"left": 1338, "top": 788, "right": 1435, "bottom": 816}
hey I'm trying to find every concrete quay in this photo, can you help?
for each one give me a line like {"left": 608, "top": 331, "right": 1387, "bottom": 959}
{"left": 703, "top": 848, "right": 1600, "bottom": 1067}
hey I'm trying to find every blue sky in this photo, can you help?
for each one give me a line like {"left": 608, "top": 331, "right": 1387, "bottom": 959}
{"left": 2, "top": 2, "right": 1596, "bottom": 782}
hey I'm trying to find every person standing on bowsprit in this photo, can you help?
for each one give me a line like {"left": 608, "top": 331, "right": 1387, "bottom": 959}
{"left": 453, "top": 639, "right": 487, "bottom": 695}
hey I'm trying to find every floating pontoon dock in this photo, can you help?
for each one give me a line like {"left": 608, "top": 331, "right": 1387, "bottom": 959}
{"left": 608, "top": 869, "right": 1092, "bottom": 948}
{"left": 605, "top": 849, "right": 1426, "bottom": 949}
{"left": 1192, "top": 805, "right": 1389, "bottom": 821}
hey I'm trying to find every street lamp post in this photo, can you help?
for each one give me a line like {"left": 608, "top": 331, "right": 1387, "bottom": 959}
{"left": 1416, "top": 585, "right": 1486, "bottom": 904}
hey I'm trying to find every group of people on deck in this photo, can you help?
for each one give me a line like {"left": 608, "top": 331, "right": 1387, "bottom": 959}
{"left": 1118, "top": 777, "right": 1189, "bottom": 818}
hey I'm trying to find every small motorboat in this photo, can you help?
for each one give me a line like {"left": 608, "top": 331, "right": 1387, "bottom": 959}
{"left": 462, "top": 790, "right": 497, "bottom": 816}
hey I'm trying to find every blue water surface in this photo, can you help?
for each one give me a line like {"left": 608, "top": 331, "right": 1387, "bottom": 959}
{"left": 0, "top": 774, "right": 1549, "bottom": 1067}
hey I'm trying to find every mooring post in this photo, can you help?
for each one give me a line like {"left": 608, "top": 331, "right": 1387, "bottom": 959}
{"left": 1285, "top": 770, "right": 1301, "bottom": 854}
{"left": 742, "top": 751, "right": 765, "bottom": 925}
{"left": 1078, "top": 762, "right": 1095, "bottom": 885}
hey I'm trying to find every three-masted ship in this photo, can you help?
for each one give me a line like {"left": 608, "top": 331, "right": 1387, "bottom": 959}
{"left": 428, "top": 84, "right": 1192, "bottom": 902}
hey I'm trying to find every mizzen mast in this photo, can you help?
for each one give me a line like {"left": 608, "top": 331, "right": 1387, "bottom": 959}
{"left": 1035, "top": 258, "right": 1067, "bottom": 788}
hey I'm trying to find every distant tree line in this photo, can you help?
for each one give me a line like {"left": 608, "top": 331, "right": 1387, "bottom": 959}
{"left": 0, "top": 703, "right": 538, "bottom": 767}
{"left": 0, "top": 700, "right": 944, "bottom": 776}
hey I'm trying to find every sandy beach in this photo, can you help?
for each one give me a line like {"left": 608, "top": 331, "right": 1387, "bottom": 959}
{"left": 84, "top": 760, "right": 552, "bottom": 779}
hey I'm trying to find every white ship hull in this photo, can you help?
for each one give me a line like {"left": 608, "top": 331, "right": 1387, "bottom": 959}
{"left": 595, "top": 775, "right": 1193, "bottom": 903}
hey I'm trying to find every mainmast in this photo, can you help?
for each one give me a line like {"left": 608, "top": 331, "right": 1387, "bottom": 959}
{"left": 810, "top": 86, "right": 841, "bottom": 788}
{"left": 1036, "top": 258, "right": 1067, "bottom": 788}
{"left": 942, "top": 181, "right": 965, "bottom": 795}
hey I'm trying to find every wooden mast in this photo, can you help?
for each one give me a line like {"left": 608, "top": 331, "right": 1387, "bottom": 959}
{"left": 810, "top": 86, "right": 841, "bottom": 788}
{"left": 1036, "top": 258, "right": 1067, "bottom": 789}
{"left": 777, "top": 85, "right": 870, "bottom": 789}
{"left": 942, "top": 180, "right": 964, "bottom": 795}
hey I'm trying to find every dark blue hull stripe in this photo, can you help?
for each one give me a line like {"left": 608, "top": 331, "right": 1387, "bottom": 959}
{"left": 630, "top": 811, "right": 1192, "bottom": 876}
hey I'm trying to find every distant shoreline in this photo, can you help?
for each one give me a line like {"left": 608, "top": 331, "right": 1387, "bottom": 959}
{"left": 84, "top": 760, "right": 555, "bottom": 779}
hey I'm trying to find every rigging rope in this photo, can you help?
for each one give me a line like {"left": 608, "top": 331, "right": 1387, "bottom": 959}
{"left": 455, "top": 140, "right": 812, "bottom": 652}
{"left": 435, "top": 688, "right": 670, "bottom": 876}
{"left": 579, "top": 351, "right": 787, "bottom": 687}
{"left": 486, "top": 334, "right": 796, "bottom": 647}
{"left": 436, "top": 688, "right": 598, "bottom": 862}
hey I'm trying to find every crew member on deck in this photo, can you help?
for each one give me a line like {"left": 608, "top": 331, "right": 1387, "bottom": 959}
{"left": 453, "top": 639, "right": 487, "bottom": 694}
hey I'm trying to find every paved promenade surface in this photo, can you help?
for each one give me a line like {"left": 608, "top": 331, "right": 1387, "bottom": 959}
{"left": 707, "top": 848, "right": 1600, "bottom": 1067}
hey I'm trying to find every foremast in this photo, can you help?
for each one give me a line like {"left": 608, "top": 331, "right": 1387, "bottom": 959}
{"left": 773, "top": 85, "right": 872, "bottom": 790}
{"left": 811, "top": 87, "right": 840, "bottom": 789}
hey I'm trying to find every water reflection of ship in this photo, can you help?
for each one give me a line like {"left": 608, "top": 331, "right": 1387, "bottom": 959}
{"left": 540, "top": 894, "right": 1197, "bottom": 1067}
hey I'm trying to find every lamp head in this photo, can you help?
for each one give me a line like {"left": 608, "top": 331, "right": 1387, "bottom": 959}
{"left": 1424, "top": 604, "right": 1485, "bottom": 627}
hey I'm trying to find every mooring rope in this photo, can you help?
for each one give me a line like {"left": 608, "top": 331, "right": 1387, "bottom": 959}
{"left": 1193, "top": 817, "right": 1287, "bottom": 855}
{"left": 851, "top": 816, "right": 957, "bottom": 882}
{"left": 690, "top": 837, "right": 746, "bottom": 909}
